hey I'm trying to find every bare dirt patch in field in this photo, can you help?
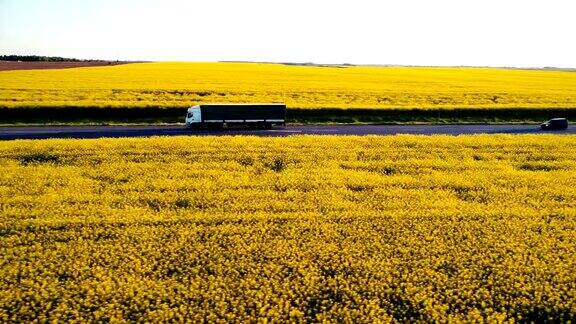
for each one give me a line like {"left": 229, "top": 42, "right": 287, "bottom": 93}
{"left": 0, "top": 61, "right": 135, "bottom": 71}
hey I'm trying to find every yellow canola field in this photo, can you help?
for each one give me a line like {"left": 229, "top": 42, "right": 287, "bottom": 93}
{"left": 1, "top": 135, "right": 575, "bottom": 321}
{"left": 1, "top": 62, "right": 576, "bottom": 109}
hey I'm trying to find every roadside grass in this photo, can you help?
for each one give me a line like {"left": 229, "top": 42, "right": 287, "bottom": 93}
{"left": 1, "top": 107, "right": 574, "bottom": 125}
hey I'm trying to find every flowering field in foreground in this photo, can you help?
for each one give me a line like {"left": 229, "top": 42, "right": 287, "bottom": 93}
{"left": 1, "top": 135, "right": 575, "bottom": 322}
{"left": 1, "top": 62, "right": 576, "bottom": 109}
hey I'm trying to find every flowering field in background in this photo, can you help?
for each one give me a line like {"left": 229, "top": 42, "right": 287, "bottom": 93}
{"left": 1, "top": 135, "right": 575, "bottom": 321}
{"left": 1, "top": 62, "right": 576, "bottom": 109}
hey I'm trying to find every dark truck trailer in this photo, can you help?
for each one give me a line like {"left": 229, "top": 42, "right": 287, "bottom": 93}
{"left": 185, "top": 103, "right": 286, "bottom": 129}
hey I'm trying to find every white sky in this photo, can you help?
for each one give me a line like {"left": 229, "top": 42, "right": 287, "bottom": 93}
{"left": 1, "top": 0, "right": 575, "bottom": 67}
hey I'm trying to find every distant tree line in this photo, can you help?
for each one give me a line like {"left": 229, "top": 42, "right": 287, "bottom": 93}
{"left": 0, "top": 55, "right": 89, "bottom": 62}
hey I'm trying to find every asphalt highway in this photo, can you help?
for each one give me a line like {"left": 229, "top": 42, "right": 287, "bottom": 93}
{"left": 0, "top": 124, "right": 573, "bottom": 140}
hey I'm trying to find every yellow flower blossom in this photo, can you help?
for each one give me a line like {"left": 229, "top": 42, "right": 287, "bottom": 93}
{"left": 1, "top": 62, "right": 575, "bottom": 109}
{"left": 0, "top": 135, "right": 575, "bottom": 321}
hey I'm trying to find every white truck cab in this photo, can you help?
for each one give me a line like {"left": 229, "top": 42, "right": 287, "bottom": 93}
{"left": 185, "top": 106, "right": 202, "bottom": 127}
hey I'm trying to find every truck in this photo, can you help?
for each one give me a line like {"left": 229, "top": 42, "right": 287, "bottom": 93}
{"left": 185, "top": 103, "right": 286, "bottom": 129}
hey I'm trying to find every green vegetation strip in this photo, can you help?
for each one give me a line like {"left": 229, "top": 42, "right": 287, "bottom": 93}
{"left": 1, "top": 107, "right": 575, "bottom": 124}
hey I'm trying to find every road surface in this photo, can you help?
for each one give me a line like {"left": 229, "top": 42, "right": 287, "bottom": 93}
{"left": 0, "top": 124, "right": 573, "bottom": 140}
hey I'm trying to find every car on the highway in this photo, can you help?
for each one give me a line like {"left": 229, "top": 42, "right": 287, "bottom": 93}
{"left": 541, "top": 118, "right": 568, "bottom": 130}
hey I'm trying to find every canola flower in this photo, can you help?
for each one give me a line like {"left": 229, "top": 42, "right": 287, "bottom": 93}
{"left": 1, "top": 62, "right": 576, "bottom": 109}
{"left": 0, "top": 135, "right": 575, "bottom": 322}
